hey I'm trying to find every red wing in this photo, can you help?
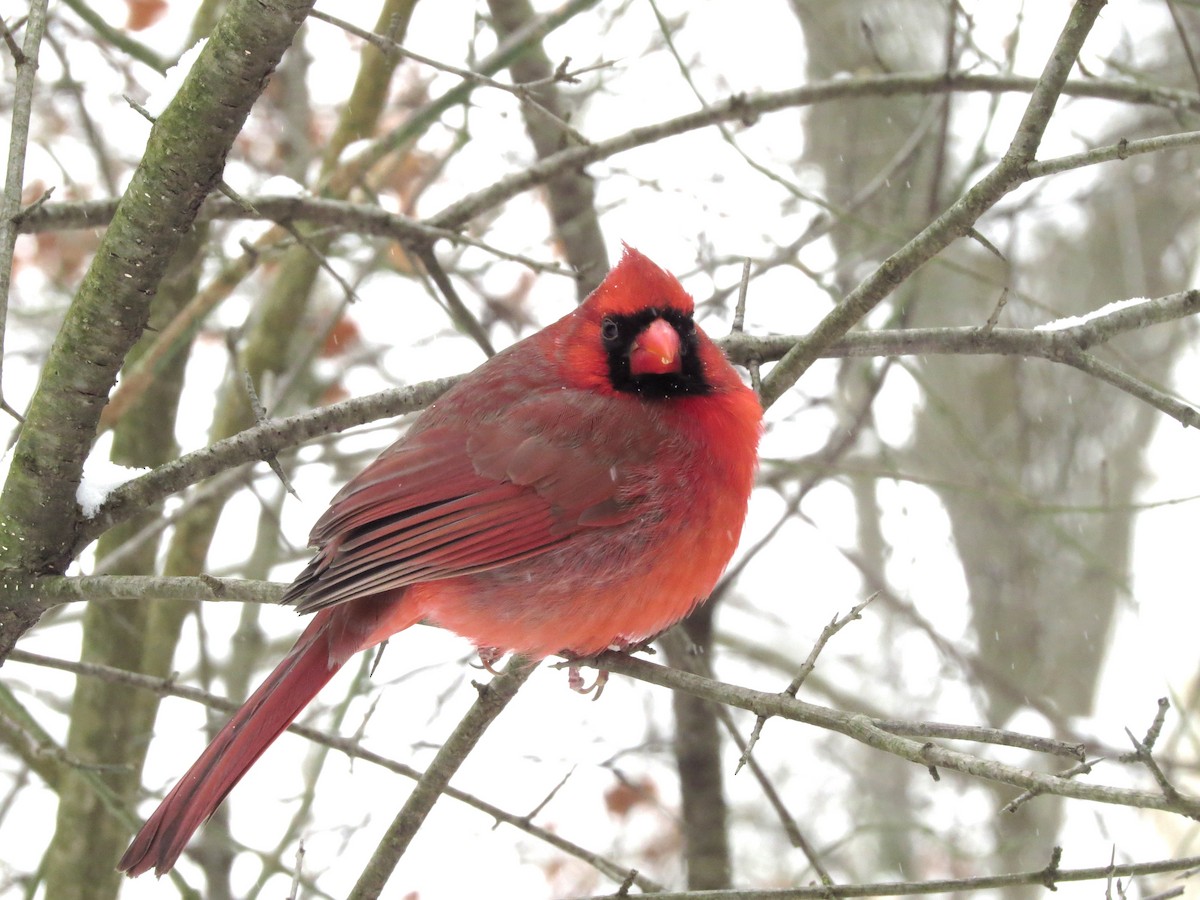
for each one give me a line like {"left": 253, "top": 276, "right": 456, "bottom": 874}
{"left": 282, "top": 405, "right": 648, "bottom": 614}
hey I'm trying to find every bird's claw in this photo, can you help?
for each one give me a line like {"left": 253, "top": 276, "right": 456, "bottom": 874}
{"left": 560, "top": 637, "right": 652, "bottom": 699}
{"left": 475, "top": 646, "right": 505, "bottom": 674}
{"left": 568, "top": 665, "right": 609, "bottom": 700}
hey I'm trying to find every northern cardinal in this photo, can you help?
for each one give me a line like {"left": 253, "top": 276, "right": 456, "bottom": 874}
{"left": 118, "top": 246, "right": 762, "bottom": 877}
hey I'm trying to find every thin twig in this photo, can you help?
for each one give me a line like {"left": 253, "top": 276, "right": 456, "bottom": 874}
{"left": 287, "top": 842, "right": 305, "bottom": 900}
{"left": 1165, "top": 0, "right": 1200, "bottom": 94}
{"left": 648, "top": 0, "right": 823, "bottom": 208}
{"left": 718, "top": 288, "right": 1200, "bottom": 429}
{"left": 715, "top": 702, "right": 842, "bottom": 897}
{"left": 732, "top": 258, "right": 751, "bottom": 334}
{"left": 737, "top": 596, "right": 874, "bottom": 773}
{"left": 982, "top": 288, "right": 1009, "bottom": 331}
{"left": 242, "top": 370, "right": 300, "bottom": 500}
{"left": 126, "top": 95, "right": 361, "bottom": 307}
{"left": 757, "top": 0, "right": 1110, "bottom": 409}
{"left": 0, "top": 0, "right": 49, "bottom": 416}
{"left": 584, "top": 651, "right": 1200, "bottom": 819}
{"left": 873, "top": 720, "right": 1086, "bottom": 760}
{"left": 20, "top": 194, "right": 576, "bottom": 279}
{"left": 0, "top": 14, "right": 27, "bottom": 62}
{"left": 1121, "top": 696, "right": 1172, "bottom": 756}
{"left": 569, "top": 852, "right": 1200, "bottom": 899}
{"left": 1003, "top": 758, "right": 1098, "bottom": 813}
{"left": 347, "top": 656, "right": 537, "bottom": 900}
{"left": 7, "top": 648, "right": 663, "bottom": 892}
{"left": 1124, "top": 717, "right": 1186, "bottom": 806}
{"left": 309, "top": 8, "right": 603, "bottom": 146}
{"left": 731, "top": 258, "right": 761, "bottom": 394}
{"left": 785, "top": 596, "right": 878, "bottom": 699}
{"left": 414, "top": 242, "right": 496, "bottom": 357}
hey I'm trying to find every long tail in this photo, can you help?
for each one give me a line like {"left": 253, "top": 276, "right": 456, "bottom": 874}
{"left": 119, "top": 598, "right": 418, "bottom": 877}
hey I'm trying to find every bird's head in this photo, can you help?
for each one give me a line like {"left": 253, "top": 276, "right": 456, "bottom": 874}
{"left": 567, "top": 245, "right": 715, "bottom": 399}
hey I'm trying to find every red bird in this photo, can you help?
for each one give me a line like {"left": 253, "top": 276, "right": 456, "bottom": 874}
{"left": 118, "top": 246, "right": 762, "bottom": 877}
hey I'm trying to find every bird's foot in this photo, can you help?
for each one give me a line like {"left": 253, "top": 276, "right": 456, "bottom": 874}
{"left": 567, "top": 665, "right": 609, "bottom": 699}
{"left": 563, "top": 637, "right": 650, "bottom": 699}
{"left": 475, "top": 646, "right": 505, "bottom": 674}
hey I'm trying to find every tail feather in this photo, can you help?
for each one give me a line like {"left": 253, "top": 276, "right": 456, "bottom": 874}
{"left": 119, "top": 610, "right": 350, "bottom": 877}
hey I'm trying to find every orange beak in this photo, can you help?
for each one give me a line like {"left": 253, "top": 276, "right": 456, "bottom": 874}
{"left": 628, "top": 318, "right": 681, "bottom": 375}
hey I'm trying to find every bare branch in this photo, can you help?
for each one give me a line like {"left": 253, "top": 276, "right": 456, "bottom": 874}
{"left": 568, "top": 853, "right": 1200, "bottom": 899}
{"left": 586, "top": 651, "right": 1200, "bottom": 820}
{"left": 723, "top": 289, "right": 1200, "bottom": 428}
{"left": 7, "top": 649, "right": 661, "bottom": 892}
{"left": 4, "top": 574, "right": 283, "bottom": 613}
{"left": 758, "top": 0, "right": 1110, "bottom": 408}
{"left": 0, "top": 0, "right": 48, "bottom": 415}
{"left": 76, "top": 376, "right": 457, "bottom": 548}
{"left": 430, "top": 66, "right": 1195, "bottom": 232}
{"left": 0, "top": 0, "right": 320, "bottom": 659}
{"left": 347, "top": 656, "right": 537, "bottom": 900}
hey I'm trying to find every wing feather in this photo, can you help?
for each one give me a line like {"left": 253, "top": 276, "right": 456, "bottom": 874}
{"left": 284, "top": 394, "right": 662, "bottom": 615}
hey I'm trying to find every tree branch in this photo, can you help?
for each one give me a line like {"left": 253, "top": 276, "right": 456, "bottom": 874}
{"left": 0, "top": 0, "right": 317, "bottom": 658}
{"left": 6, "top": 648, "right": 661, "bottom": 893}
{"left": 430, "top": 65, "right": 1192, "bottom": 231}
{"left": 723, "top": 289, "right": 1200, "bottom": 428}
{"left": 758, "top": 0, "right": 1110, "bottom": 408}
{"left": 570, "top": 852, "right": 1200, "bottom": 899}
{"left": 0, "top": 0, "right": 48, "bottom": 416}
{"left": 347, "top": 656, "right": 537, "bottom": 900}
{"left": 585, "top": 651, "right": 1200, "bottom": 820}
{"left": 75, "top": 376, "right": 457, "bottom": 549}
{"left": 74, "top": 287, "right": 1200, "bottom": 549}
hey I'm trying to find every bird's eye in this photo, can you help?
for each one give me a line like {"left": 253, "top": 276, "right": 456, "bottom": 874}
{"left": 601, "top": 317, "right": 619, "bottom": 342}
{"left": 678, "top": 317, "right": 695, "bottom": 353}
